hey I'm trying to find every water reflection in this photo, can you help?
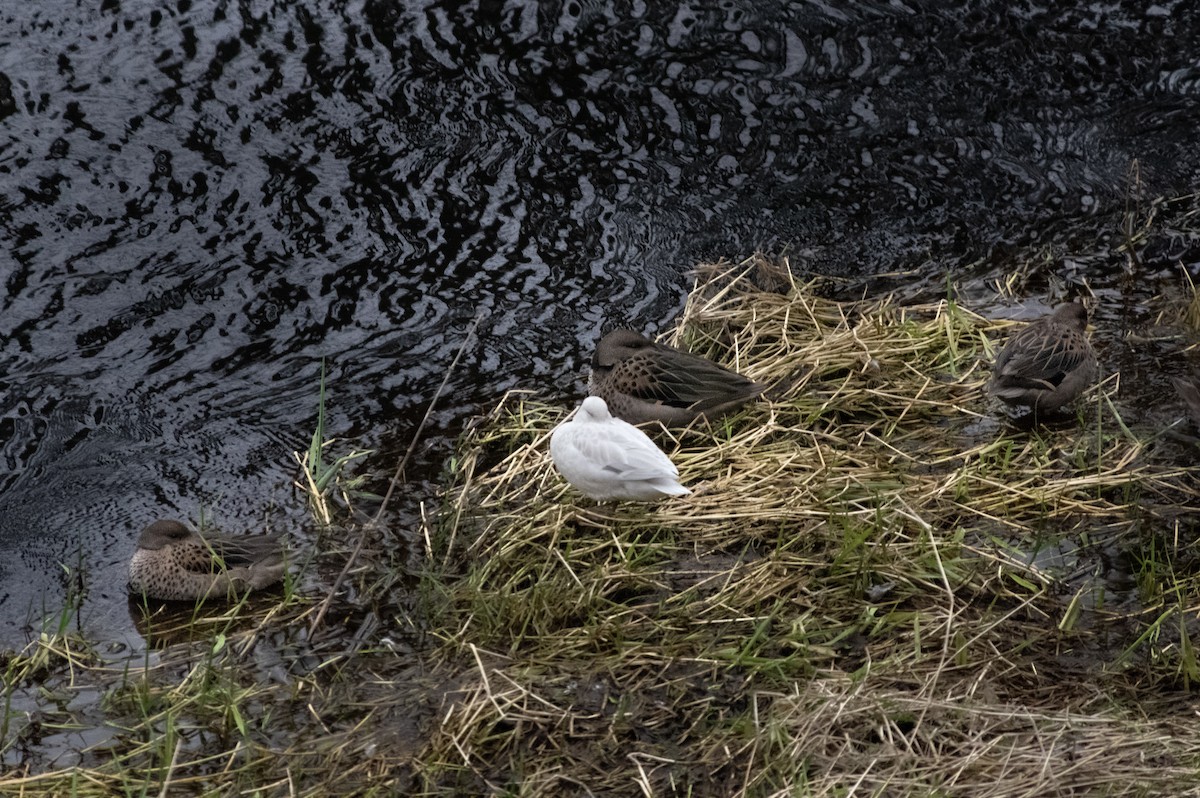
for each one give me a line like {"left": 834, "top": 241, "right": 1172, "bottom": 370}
{"left": 2, "top": 0, "right": 1200, "bottom": 644}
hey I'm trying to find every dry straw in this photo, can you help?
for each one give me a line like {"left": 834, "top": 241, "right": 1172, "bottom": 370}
{"left": 422, "top": 253, "right": 1200, "bottom": 796}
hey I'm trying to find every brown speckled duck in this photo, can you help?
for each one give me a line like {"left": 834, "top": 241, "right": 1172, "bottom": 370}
{"left": 128, "top": 520, "right": 287, "bottom": 601}
{"left": 990, "top": 302, "right": 1097, "bottom": 414}
{"left": 1171, "top": 375, "right": 1200, "bottom": 429}
{"left": 588, "top": 329, "right": 763, "bottom": 427}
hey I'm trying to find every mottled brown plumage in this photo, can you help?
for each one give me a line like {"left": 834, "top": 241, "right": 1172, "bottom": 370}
{"left": 1172, "top": 375, "right": 1200, "bottom": 429}
{"left": 588, "top": 329, "right": 763, "bottom": 427}
{"left": 990, "top": 302, "right": 1097, "bottom": 414}
{"left": 128, "top": 519, "right": 287, "bottom": 601}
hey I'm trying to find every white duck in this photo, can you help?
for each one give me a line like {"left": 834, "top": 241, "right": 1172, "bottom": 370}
{"left": 550, "top": 396, "right": 691, "bottom": 501}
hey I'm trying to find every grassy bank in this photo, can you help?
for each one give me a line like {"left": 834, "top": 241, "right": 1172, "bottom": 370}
{"left": 6, "top": 254, "right": 1200, "bottom": 795}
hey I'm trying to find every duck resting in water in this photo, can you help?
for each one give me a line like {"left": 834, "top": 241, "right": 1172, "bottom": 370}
{"left": 127, "top": 519, "right": 288, "bottom": 601}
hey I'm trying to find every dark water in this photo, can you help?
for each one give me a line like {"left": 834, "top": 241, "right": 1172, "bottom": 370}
{"left": 1, "top": 0, "right": 1199, "bottom": 646}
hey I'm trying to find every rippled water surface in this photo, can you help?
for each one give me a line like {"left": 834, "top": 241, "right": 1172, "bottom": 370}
{"left": 2, "top": 0, "right": 1200, "bottom": 645}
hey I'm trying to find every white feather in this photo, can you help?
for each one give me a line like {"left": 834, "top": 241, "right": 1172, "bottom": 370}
{"left": 550, "top": 396, "right": 691, "bottom": 501}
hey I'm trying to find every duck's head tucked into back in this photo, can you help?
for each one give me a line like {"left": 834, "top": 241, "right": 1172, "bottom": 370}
{"left": 589, "top": 329, "right": 763, "bottom": 428}
{"left": 990, "top": 302, "right": 1097, "bottom": 416}
{"left": 577, "top": 395, "right": 614, "bottom": 422}
{"left": 550, "top": 396, "right": 691, "bottom": 502}
{"left": 128, "top": 519, "right": 288, "bottom": 602}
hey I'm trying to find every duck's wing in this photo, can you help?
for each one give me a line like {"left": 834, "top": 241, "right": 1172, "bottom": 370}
{"left": 569, "top": 426, "right": 680, "bottom": 481}
{"left": 201, "top": 533, "right": 285, "bottom": 569}
{"left": 620, "top": 347, "right": 762, "bottom": 411}
{"left": 995, "top": 323, "right": 1090, "bottom": 389}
